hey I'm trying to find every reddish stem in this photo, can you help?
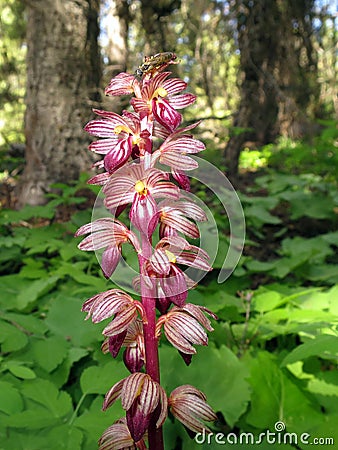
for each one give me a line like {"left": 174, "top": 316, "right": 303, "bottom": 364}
{"left": 139, "top": 232, "right": 164, "bottom": 450}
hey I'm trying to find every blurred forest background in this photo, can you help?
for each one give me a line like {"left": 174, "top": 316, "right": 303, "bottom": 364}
{"left": 0, "top": 1, "right": 338, "bottom": 449}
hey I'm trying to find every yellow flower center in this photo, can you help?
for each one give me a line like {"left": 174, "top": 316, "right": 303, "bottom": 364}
{"left": 165, "top": 250, "right": 177, "bottom": 264}
{"left": 114, "top": 125, "right": 130, "bottom": 134}
{"left": 134, "top": 180, "right": 148, "bottom": 195}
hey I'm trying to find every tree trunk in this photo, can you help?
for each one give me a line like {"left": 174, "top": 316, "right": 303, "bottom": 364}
{"left": 225, "top": 0, "right": 318, "bottom": 179}
{"left": 17, "top": 0, "right": 101, "bottom": 206}
{"left": 139, "top": 0, "right": 181, "bottom": 54}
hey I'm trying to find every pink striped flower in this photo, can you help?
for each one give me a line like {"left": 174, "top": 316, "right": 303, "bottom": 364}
{"left": 103, "top": 163, "right": 179, "bottom": 237}
{"left": 75, "top": 218, "right": 140, "bottom": 278}
{"left": 103, "top": 372, "right": 168, "bottom": 442}
{"left": 152, "top": 132, "right": 205, "bottom": 172}
{"left": 99, "top": 418, "right": 147, "bottom": 450}
{"left": 148, "top": 236, "right": 212, "bottom": 274}
{"left": 130, "top": 72, "right": 196, "bottom": 132}
{"left": 156, "top": 303, "right": 216, "bottom": 356}
{"left": 158, "top": 198, "right": 207, "bottom": 238}
{"left": 169, "top": 385, "right": 217, "bottom": 434}
{"left": 143, "top": 236, "right": 211, "bottom": 307}
{"left": 105, "top": 72, "right": 141, "bottom": 97}
{"left": 85, "top": 109, "right": 150, "bottom": 173}
{"left": 82, "top": 289, "right": 146, "bottom": 337}
{"left": 102, "top": 320, "right": 145, "bottom": 373}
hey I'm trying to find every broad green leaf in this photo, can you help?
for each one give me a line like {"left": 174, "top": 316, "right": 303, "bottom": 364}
{"left": 0, "top": 320, "right": 28, "bottom": 352}
{"left": 31, "top": 335, "right": 69, "bottom": 372}
{"left": 281, "top": 335, "right": 338, "bottom": 366}
{"left": 54, "top": 262, "right": 107, "bottom": 289}
{"left": 80, "top": 360, "right": 127, "bottom": 395}
{"left": 0, "top": 245, "right": 21, "bottom": 264}
{"left": 246, "top": 352, "right": 322, "bottom": 431}
{"left": 307, "top": 378, "right": 338, "bottom": 396}
{"left": 0, "top": 205, "right": 54, "bottom": 225}
{"left": 1, "top": 312, "right": 48, "bottom": 335}
{"left": 0, "top": 275, "right": 33, "bottom": 310}
{"left": 252, "top": 290, "right": 282, "bottom": 312}
{"left": 161, "top": 344, "right": 250, "bottom": 427}
{"left": 46, "top": 425, "right": 83, "bottom": 450}
{"left": 45, "top": 295, "right": 101, "bottom": 346}
{"left": 74, "top": 396, "right": 122, "bottom": 443}
{"left": 21, "top": 379, "right": 73, "bottom": 418}
{"left": 0, "top": 234, "right": 26, "bottom": 248}
{"left": 6, "top": 362, "right": 36, "bottom": 380}
{"left": 19, "top": 258, "right": 47, "bottom": 279}
{"left": 15, "top": 276, "right": 60, "bottom": 310}
{"left": 0, "top": 431, "right": 55, "bottom": 449}
{"left": 289, "top": 194, "right": 335, "bottom": 220}
{"left": 0, "top": 381, "right": 23, "bottom": 414}
{"left": 305, "top": 264, "right": 338, "bottom": 282}
{"left": 5, "top": 408, "right": 60, "bottom": 429}
{"left": 245, "top": 259, "right": 277, "bottom": 273}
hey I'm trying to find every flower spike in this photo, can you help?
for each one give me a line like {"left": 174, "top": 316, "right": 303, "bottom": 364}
{"left": 76, "top": 54, "right": 218, "bottom": 450}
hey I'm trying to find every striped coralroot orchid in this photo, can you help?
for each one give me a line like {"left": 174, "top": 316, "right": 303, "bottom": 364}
{"left": 76, "top": 54, "right": 217, "bottom": 449}
{"left": 169, "top": 385, "right": 218, "bottom": 434}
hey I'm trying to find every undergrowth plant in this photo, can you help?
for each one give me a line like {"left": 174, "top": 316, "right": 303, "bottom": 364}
{"left": 75, "top": 54, "right": 218, "bottom": 449}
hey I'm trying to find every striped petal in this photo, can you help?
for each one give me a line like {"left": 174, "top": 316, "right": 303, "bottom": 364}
{"left": 162, "top": 78, "right": 187, "bottom": 96}
{"left": 102, "top": 378, "right": 125, "bottom": 410}
{"left": 157, "top": 150, "right": 199, "bottom": 171}
{"left": 105, "top": 73, "right": 137, "bottom": 96}
{"left": 169, "top": 385, "right": 217, "bottom": 434}
{"left": 169, "top": 93, "right": 196, "bottom": 109}
{"left": 103, "top": 137, "right": 133, "bottom": 173}
{"left": 89, "top": 137, "right": 119, "bottom": 155}
{"left": 152, "top": 98, "right": 182, "bottom": 132}
{"left": 103, "top": 307, "right": 138, "bottom": 336}
{"left": 121, "top": 373, "right": 148, "bottom": 411}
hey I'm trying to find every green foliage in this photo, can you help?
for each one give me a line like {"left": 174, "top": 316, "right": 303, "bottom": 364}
{"left": 265, "top": 122, "right": 338, "bottom": 181}
{"left": 0, "top": 0, "right": 26, "bottom": 149}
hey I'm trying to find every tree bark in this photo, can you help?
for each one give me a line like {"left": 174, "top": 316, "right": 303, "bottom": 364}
{"left": 17, "top": 0, "right": 101, "bottom": 206}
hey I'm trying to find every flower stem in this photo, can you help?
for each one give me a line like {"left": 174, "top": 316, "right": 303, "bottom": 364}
{"left": 139, "top": 232, "right": 164, "bottom": 450}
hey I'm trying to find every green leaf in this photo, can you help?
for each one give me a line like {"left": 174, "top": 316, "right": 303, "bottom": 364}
{"left": 6, "top": 362, "right": 36, "bottom": 380}
{"left": 307, "top": 378, "right": 338, "bottom": 396}
{"left": 45, "top": 425, "right": 83, "bottom": 450}
{"left": 289, "top": 194, "right": 335, "bottom": 220}
{"left": 31, "top": 336, "right": 69, "bottom": 372}
{"left": 1, "top": 312, "right": 48, "bottom": 335}
{"left": 5, "top": 408, "right": 61, "bottom": 429}
{"left": 0, "top": 381, "right": 23, "bottom": 414}
{"left": 80, "top": 360, "right": 127, "bottom": 395}
{"left": 45, "top": 295, "right": 101, "bottom": 346}
{"left": 15, "top": 276, "right": 60, "bottom": 310}
{"left": 21, "top": 379, "right": 73, "bottom": 418}
{"left": 245, "top": 259, "right": 278, "bottom": 273}
{"left": 281, "top": 335, "right": 338, "bottom": 366}
{"left": 161, "top": 344, "right": 250, "bottom": 427}
{"left": 74, "top": 396, "right": 122, "bottom": 443}
{"left": 252, "top": 290, "right": 282, "bottom": 312}
{"left": 246, "top": 351, "right": 322, "bottom": 431}
{"left": 0, "top": 319, "right": 28, "bottom": 352}
{"left": 0, "top": 275, "right": 33, "bottom": 310}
